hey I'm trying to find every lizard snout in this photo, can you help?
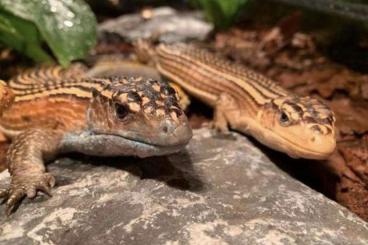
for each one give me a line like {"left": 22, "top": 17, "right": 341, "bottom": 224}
{"left": 157, "top": 117, "right": 192, "bottom": 146}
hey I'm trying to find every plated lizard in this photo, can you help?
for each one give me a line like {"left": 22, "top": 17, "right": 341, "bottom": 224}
{"left": 135, "top": 40, "right": 336, "bottom": 160}
{"left": 0, "top": 65, "right": 192, "bottom": 215}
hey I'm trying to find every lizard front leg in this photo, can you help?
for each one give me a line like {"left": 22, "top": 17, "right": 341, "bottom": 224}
{"left": 212, "top": 93, "right": 239, "bottom": 134}
{"left": 0, "top": 128, "right": 63, "bottom": 215}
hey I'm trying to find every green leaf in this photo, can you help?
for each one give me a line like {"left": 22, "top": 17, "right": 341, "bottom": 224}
{"left": 0, "top": 11, "right": 52, "bottom": 62}
{"left": 0, "top": 0, "right": 97, "bottom": 66}
{"left": 194, "top": 0, "right": 249, "bottom": 29}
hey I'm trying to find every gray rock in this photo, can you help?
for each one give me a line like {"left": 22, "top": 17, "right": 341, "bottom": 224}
{"left": 98, "top": 7, "right": 213, "bottom": 43}
{"left": 0, "top": 129, "right": 367, "bottom": 245}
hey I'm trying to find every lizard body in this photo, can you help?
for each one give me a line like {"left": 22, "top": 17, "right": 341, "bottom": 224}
{"left": 0, "top": 65, "right": 192, "bottom": 214}
{"left": 135, "top": 41, "right": 336, "bottom": 160}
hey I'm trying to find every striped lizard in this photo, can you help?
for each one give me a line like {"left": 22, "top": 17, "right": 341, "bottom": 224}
{"left": 134, "top": 40, "right": 336, "bottom": 160}
{"left": 0, "top": 65, "right": 192, "bottom": 215}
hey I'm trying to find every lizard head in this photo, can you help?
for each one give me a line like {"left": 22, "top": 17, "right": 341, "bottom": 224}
{"left": 86, "top": 77, "right": 192, "bottom": 157}
{"left": 256, "top": 96, "right": 336, "bottom": 159}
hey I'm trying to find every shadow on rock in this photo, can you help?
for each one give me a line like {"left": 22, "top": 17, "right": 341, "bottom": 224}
{"left": 245, "top": 134, "right": 338, "bottom": 200}
{"left": 59, "top": 149, "right": 204, "bottom": 193}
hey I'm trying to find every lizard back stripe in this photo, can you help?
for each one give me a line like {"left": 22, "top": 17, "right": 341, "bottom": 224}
{"left": 157, "top": 46, "right": 269, "bottom": 114}
{"left": 10, "top": 76, "right": 114, "bottom": 102}
{"left": 172, "top": 44, "right": 289, "bottom": 96}
{"left": 156, "top": 54, "right": 259, "bottom": 114}
{"left": 158, "top": 44, "right": 289, "bottom": 104}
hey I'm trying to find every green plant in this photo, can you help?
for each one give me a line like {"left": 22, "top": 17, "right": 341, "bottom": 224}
{"left": 192, "top": 0, "right": 249, "bottom": 29}
{"left": 0, "top": 0, "right": 97, "bottom": 67}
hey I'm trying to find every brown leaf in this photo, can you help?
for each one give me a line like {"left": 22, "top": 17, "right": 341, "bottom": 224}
{"left": 329, "top": 99, "right": 368, "bottom": 137}
{"left": 339, "top": 136, "right": 368, "bottom": 186}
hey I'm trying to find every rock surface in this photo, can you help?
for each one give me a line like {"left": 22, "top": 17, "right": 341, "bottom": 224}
{"left": 1, "top": 129, "right": 368, "bottom": 245}
{"left": 98, "top": 7, "right": 213, "bottom": 43}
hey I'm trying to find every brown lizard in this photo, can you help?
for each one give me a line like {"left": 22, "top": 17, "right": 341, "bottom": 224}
{"left": 134, "top": 40, "right": 336, "bottom": 160}
{"left": 0, "top": 64, "right": 192, "bottom": 215}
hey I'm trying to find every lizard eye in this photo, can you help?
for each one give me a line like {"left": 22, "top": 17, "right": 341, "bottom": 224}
{"left": 279, "top": 111, "right": 291, "bottom": 126}
{"left": 115, "top": 103, "right": 129, "bottom": 120}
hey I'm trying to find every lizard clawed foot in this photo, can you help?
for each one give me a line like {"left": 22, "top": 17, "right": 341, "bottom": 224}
{"left": 0, "top": 172, "right": 55, "bottom": 215}
{"left": 207, "top": 121, "right": 236, "bottom": 140}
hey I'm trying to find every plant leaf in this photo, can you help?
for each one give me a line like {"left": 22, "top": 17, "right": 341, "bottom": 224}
{"left": 0, "top": 11, "right": 52, "bottom": 62}
{"left": 194, "top": 0, "right": 249, "bottom": 29}
{"left": 0, "top": 0, "right": 97, "bottom": 66}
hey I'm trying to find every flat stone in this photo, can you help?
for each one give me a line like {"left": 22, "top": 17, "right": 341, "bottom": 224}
{"left": 98, "top": 7, "right": 213, "bottom": 43}
{"left": 0, "top": 129, "right": 367, "bottom": 244}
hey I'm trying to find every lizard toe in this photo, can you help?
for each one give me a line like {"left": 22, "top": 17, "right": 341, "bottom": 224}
{"left": 0, "top": 188, "right": 9, "bottom": 199}
{"left": 2, "top": 172, "right": 56, "bottom": 215}
{"left": 38, "top": 184, "right": 52, "bottom": 197}
{"left": 6, "top": 188, "right": 25, "bottom": 216}
{"left": 30, "top": 173, "right": 55, "bottom": 197}
{"left": 26, "top": 187, "right": 37, "bottom": 199}
{"left": 208, "top": 120, "right": 230, "bottom": 134}
{"left": 208, "top": 122, "right": 236, "bottom": 140}
{"left": 45, "top": 173, "right": 56, "bottom": 188}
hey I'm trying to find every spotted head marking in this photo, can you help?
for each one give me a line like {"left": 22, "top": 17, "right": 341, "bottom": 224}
{"left": 97, "top": 76, "right": 183, "bottom": 120}
{"left": 256, "top": 95, "right": 336, "bottom": 159}
{"left": 87, "top": 76, "right": 192, "bottom": 147}
{"left": 272, "top": 96, "right": 335, "bottom": 131}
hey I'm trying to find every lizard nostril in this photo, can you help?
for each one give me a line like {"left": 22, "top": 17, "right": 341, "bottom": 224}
{"left": 310, "top": 125, "right": 324, "bottom": 135}
{"left": 161, "top": 120, "right": 176, "bottom": 134}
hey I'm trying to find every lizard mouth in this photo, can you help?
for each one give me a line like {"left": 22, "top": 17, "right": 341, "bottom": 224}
{"left": 61, "top": 131, "right": 188, "bottom": 158}
{"left": 259, "top": 130, "right": 336, "bottom": 159}
{"left": 281, "top": 137, "right": 336, "bottom": 159}
{"left": 104, "top": 131, "right": 190, "bottom": 148}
